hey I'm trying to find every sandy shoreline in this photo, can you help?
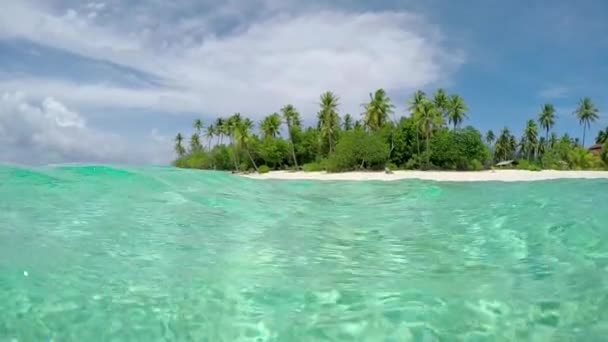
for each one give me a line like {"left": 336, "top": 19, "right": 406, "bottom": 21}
{"left": 241, "top": 170, "right": 608, "bottom": 182}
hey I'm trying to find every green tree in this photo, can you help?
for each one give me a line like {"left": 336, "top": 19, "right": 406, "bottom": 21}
{"left": 486, "top": 130, "right": 495, "bottom": 147}
{"left": 205, "top": 124, "right": 215, "bottom": 150}
{"left": 574, "top": 97, "right": 600, "bottom": 147}
{"left": 408, "top": 90, "right": 427, "bottom": 156}
{"left": 189, "top": 133, "right": 202, "bottom": 152}
{"left": 232, "top": 117, "right": 259, "bottom": 172}
{"left": 327, "top": 130, "right": 389, "bottom": 171}
{"left": 174, "top": 133, "right": 186, "bottom": 157}
{"left": 214, "top": 118, "right": 226, "bottom": 145}
{"left": 193, "top": 119, "right": 204, "bottom": 135}
{"left": 494, "top": 127, "right": 515, "bottom": 162}
{"left": 446, "top": 95, "right": 468, "bottom": 129}
{"left": 281, "top": 104, "right": 301, "bottom": 169}
{"left": 260, "top": 113, "right": 281, "bottom": 139}
{"left": 433, "top": 88, "right": 449, "bottom": 118}
{"left": 318, "top": 91, "right": 341, "bottom": 155}
{"left": 522, "top": 119, "right": 538, "bottom": 160}
{"left": 343, "top": 113, "right": 354, "bottom": 131}
{"left": 538, "top": 104, "right": 556, "bottom": 141}
{"left": 363, "top": 89, "right": 394, "bottom": 131}
{"left": 414, "top": 99, "right": 443, "bottom": 166}
{"left": 596, "top": 126, "right": 608, "bottom": 144}
{"left": 549, "top": 132, "right": 558, "bottom": 148}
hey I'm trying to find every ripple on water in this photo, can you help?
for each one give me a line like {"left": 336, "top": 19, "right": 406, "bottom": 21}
{"left": 0, "top": 166, "right": 607, "bottom": 340}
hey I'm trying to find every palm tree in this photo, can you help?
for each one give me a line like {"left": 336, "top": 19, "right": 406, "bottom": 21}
{"left": 227, "top": 114, "right": 243, "bottom": 170}
{"left": 413, "top": 99, "right": 443, "bottom": 166}
{"left": 574, "top": 97, "right": 600, "bottom": 147}
{"left": 189, "top": 133, "right": 202, "bottom": 152}
{"left": 433, "top": 88, "right": 449, "bottom": 119}
{"left": 446, "top": 95, "right": 468, "bottom": 129}
{"left": 408, "top": 90, "right": 427, "bottom": 156}
{"left": 204, "top": 124, "right": 215, "bottom": 150}
{"left": 595, "top": 126, "right": 608, "bottom": 144}
{"left": 537, "top": 137, "right": 547, "bottom": 157}
{"left": 343, "top": 114, "right": 354, "bottom": 131}
{"left": 260, "top": 113, "right": 281, "bottom": 139}
{"left": 549, "top": 132, "right": 558, "bottom": 148}
{"left": 281, "top": 104, "right": 301, "bottom": 169}
{"left": 538, "top": 104, "right": 556, "bottom": 141}
{"left": 233, "top": 117, "right": 259, "bottom": 172}
{"left": 494, "top": 127, "right": 515, "bottom": 162}
{"left": 522, "top": 119, "right": 538, "bottom": 160}
{"left": 362, "top": 89, "right": 394, "bottom": 131}
{"left": 193, "top": 119, "right": 204, "bottom": 135}
{"left": 214, "top": 118, "right": 226, "bottom": 145}
{"left": 318, "top": 91, "right": 340, "bottom": 154}
{"left": 174, "top": 133, "right": 186, "bottom": 157}
{"left": 486, "top": 130, "right": 495, "bottom": 147}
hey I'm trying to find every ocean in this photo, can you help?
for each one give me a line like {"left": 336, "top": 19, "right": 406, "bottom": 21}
{"left": 1, "top": 165, "right": 607, "bottom": 340}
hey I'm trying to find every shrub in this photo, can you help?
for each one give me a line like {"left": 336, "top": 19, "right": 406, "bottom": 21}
{"left": 469, "top": 159, "right": 484, "bottom": 171}
{"left": 517, "top": 159, "right": 541, "bottom": 171}
{"left": 258, "top": 165, "right": 271, "bottom": 174}
{"left": 430, "top": 127, "right": 489, "bottom": 170}
{"left": 386, "top": 162, "right": 398, "bottom": 171}
{"left": 327, "top": 130, "right": 389, "bottom": 172}
{"left": 302, "top": 162, "right": 324, "bottom": 172}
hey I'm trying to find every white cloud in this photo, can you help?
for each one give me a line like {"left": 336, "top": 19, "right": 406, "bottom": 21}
{"left": 0, "top": 92, "right": 172, "bottom": 164}
{"left": 0, "top": 0, "right": 464, "bottom": 120}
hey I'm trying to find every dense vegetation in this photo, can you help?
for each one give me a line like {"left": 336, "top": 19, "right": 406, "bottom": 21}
{"left": 173, "top": 90, "right": 608, "bottom": 172}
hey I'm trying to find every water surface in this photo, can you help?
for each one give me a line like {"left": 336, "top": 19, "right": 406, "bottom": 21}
{"left": 1, "top": 165, "right": 607, "bottom": 341}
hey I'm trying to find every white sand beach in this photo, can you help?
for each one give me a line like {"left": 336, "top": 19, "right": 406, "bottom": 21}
{"left": 242, "top": 170, "right": 608, "bottom": 182}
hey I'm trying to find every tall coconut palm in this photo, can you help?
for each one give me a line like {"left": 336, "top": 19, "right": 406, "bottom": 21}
{"left": 318, "top": 91, "right": 340, "bottom": 154}
{"left": 549, "top": 132, "right": 558, "bottom": 148}
{"left": 509, "top": 134, "right": 518, "bottom": 158}
{"left": 494, "top": 127, "right": 514, "bottom": 162}
{"left": 433, "top": 88, "right": 449, "bottom": 118}
{"left": 174, "top": 133, "right": 186, "bottom": 157}
{"left": 446, "top": 95, "right": 468, "bottom": 129}
{"left": 414, "top": 100, "right": 443, "bottom": 166}
{"left": 538, "top": 104, "right": 556, "bottom": 141}
{"left": 595, "top": 126, "right": 608, "bottom": 144}
{"left": 227, "top": 114, "right": 243, "bottom": 170}
{"left": 522, "top": 119, "right": 538, "bottom": 160}
{"left": 233, "top": 117, "right": 259, "bottom": 172}
{"left": 193, "top": 119, "right": 204, "bottom": 135}
{"left": 189, "top": 133, "right": 202, "bottom": 152}
{"left": 343, "top": 113, "right": 354, "bottom": 131}
{"left": 260, "top": 113, "right": 281, "bottom": 139}
{"left": 408, "top": 90, "right": 427, "bottom": 156}
{"left": 486, "top": 130, "right": 495, "bottom": 147}
{"left": 362, "top": 88, "right": 394, "bottom": 131}
{"left": 204, "top": 124, "right": 215, "bottom": 150}
{"left": 281, "top": 104, "right": 301, "bottom": 170}
{"left": 214, "top": 118, "right": 226, "bottom": 145}
{"left": 574, "top": 97, "right": 600, "bottom": 147}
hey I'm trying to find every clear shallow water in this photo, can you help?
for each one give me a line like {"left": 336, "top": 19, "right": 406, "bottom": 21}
{"left": 1, "top": 165, "right": 608, "bottom": 341}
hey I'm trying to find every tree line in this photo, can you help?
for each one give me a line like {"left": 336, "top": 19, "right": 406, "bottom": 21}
{"left": 173, "top": 90, "right": 608, "bottom": 172}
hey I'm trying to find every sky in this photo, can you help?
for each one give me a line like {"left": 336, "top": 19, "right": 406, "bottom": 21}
{"left": 1, "top": 0, "right": 607, "bottom": 165}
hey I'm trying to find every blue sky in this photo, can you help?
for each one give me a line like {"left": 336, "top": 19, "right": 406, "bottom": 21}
{"left": 1, "top": 0, "right": 607, "bottom": 164}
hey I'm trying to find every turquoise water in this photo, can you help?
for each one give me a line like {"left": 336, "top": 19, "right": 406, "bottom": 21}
{"left": 1, "top": 165, "right": 608, "bottom": 341}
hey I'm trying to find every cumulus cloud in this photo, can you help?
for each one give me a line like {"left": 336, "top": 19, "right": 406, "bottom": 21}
{"left": 0, "top": 0, "right": 464, "bottom": 119}
{"left": 0, "top": 93, "right": 172, "bottom": 164}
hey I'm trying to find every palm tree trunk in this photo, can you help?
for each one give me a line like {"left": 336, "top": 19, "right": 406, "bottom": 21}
{"left": 582, "top": 123, "right": 587, "bottom": 147}
{"left": 247, "top": 147, "right": 259, "bottom": 172}
{"left": 425, "top": 130, "right": 431, "bottom": 168}
{"left": 289, "top": 130, "right": 299, "bottom": 170}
